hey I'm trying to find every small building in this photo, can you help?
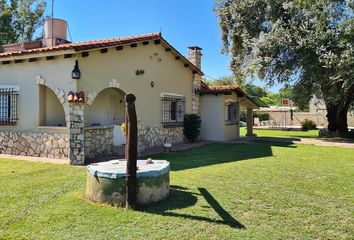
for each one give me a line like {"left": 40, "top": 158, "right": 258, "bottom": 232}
{"left": 0, "top": 18, "right": 259, "bottom": 164}
{"left": 200, "top": 84, "right": 259, "bottom": 141}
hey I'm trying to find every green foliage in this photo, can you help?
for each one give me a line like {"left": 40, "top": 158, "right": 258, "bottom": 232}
{"left": 206, "top": 75, "right": 235, "bottom": 86}
{"left": 240, "top": 110, "right": 247, "bottom": 122}
{"left": 243, "top": 83, "right": 267, "bottom": 98}
{"left": 301, "top": 119, "right": 317, "bottom": 131}
{"left": 183, "top": 114, "right": 201, "bottom": 142}
{"left": 0, "top": 0, "right": 46, "bottom": 44}
{"left": 260, "top": 93, "right": 280, "bottom": 106}
{"left": 240, "top": 127, "right": 319, "bottom": 138}
{"left": 254, "top": 112, "right": 269, "bottom": 121}
{"left": 215, "top": 0, "right": 354, "bottom": 132}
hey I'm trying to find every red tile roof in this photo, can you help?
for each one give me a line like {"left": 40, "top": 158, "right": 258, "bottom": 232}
{"left": 201, "top": 84, "right": 246, "bottom": 96}
{"left": 0, "top": 32, "right": 203, "bottom": 75}
{"left": 0, "top": 32, "right": 161, "bottom": 58}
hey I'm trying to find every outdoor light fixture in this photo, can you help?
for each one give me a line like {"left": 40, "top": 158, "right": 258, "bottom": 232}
{"left": 72, "top": 60, "right": 81, "bottom": 79}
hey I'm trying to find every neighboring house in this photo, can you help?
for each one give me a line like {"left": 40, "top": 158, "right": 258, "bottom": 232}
{"left": 309, "top": 94, "right": 327, "bottom": 114}
{"left": 0, "top": 18, "right": 259, "bottom": 164}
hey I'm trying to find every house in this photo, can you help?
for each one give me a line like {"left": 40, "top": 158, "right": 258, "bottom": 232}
{"left": 0, "top": 18, "right": 259, "bottom": 164}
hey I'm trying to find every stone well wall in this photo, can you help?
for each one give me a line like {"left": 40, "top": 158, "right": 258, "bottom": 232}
{"left": 0, "top": 128, "right": 69, "bottom": 159}
{"left": 84, "top": 126, "right": 113, "bottom": 160}
{"left": 138, "top": 125, "right": 184, "bottom": 152}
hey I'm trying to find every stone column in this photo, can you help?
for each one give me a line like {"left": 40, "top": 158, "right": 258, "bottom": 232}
{"left": 187, "top": 46, "right": 202, "bottom": 115}
{"left": 68, "top": 103, "right": 85, "bottom": 165}
{"left": 246, "top": 108, "right": 254, "bottom": 136}
{"left": 192, "top": 73, "right": 202, "bottom": 114}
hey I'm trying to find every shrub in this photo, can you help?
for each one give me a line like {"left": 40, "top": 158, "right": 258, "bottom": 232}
{"left": 301, "top": 119, "right": 317, "bottom": 131}
{"left": 254, "top": 112, "right": 269, "bottom": 121}
{"left": 183, "top": 114, "right": 201, "bottom": 142}
{"left": 240, "top": 111, "right": 247, "bottom": 122}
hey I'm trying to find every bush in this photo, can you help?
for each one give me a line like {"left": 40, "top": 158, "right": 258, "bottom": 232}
{"left": 183, "top": 114, "right": 201, "bottom": 142}
{"left": 254, "top": 112, "right": 269, "bottom": 121}
{"left": 240, "top": 111, "right": 247, "bottom": 122}
{"left": 301, "top": 119, "right": 317, "bottom": 131}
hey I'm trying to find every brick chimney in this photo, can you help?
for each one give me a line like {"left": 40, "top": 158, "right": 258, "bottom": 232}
{"left": 187, "top": 46, "right": 202, "bottom": 70}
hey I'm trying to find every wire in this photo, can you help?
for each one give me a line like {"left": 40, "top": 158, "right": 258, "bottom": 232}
{"left": 68, "top": 25, "right": 73, "bottom": 42}
{"left": 203, "top": 74, "right": 219, "bottom": 81}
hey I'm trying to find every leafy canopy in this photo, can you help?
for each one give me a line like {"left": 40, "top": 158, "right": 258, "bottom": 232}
{"left": 0, "top": 0, "right": 46, "bottom": 45}
{"left": 215, "top": 0, "right": 354, "bottom": 104}
{"left": 215, "top": 0, "right": 354, "bottom": 132}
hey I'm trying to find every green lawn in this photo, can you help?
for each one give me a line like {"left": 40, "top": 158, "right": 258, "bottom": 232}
{"left": 1, "top": 143, "right": 353, "bottom": 239}
{"left": 240, "top": 127, "right": 319, "bottom": 139}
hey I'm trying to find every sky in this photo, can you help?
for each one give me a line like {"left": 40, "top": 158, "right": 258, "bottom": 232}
{"left": 46, "top": 0, "right": 281, "bottom": 92}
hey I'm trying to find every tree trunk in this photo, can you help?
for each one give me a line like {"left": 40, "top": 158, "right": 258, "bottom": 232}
{"left": 336, "top": 108, "right": 348, "bottom": 133}
{"left": 326, "top": 104, "right": 348, "bottom": 133}
{"left": 326, "top": 105, "right": 337, "bottom": 132}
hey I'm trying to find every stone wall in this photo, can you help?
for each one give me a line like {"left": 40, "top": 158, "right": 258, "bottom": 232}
{"left": 0, "top": 129, "right": 69, "bottom": 159}
{"left": 255, "top": 111, "right": 354, "bottom": 128}
{"left": 85, "top": 126, "right": 113, "bottom": 159}
{"left": 68, "top": 103, "right": 85, "bottom": 165}
{"left": 138, "top": 125, "right": 184, "bottom": 152}
{"left": 192, "top": 74, "right": 202, "bottom": 114}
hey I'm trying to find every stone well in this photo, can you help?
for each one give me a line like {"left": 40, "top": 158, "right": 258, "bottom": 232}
{"left": 86, "top": 159, "right": 170, "bottom": 206}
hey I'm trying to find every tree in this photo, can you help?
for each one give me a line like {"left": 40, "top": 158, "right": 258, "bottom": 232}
{"left": 0, "top": 0, "right": 46, "bottom": 45}
{"left": 215, "top": 0, "right": 354, "bottom": 133}
{"left": 243, "top": 83, "right": 267, "bottom": 98}
{"left": 260, "top": 93, "right": 280, "bottom": 106}
{"left": 207, "top": 75, "right": 235, "bottom": 86}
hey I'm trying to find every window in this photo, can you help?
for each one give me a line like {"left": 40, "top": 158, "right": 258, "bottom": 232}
{"left": 0, "top": 86, "right": 19, "bottom": 125}
{"left": 161, "top": 94, "right": 185, "bottom": 125}
{"left": 225, "top": 101, "right": 239, "bottom": 124}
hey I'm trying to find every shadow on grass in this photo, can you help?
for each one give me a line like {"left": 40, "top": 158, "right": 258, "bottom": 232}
{"left": 148, "top": 141, "right": 296, "bottom": 172}
{"left": 139, "top": 185, "right": 245, "bottom": 229}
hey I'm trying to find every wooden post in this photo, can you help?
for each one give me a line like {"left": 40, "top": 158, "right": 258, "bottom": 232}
{"left": 246, "top": 108, "right": 254, "bottom": 136}
{"left": 125, "top": 94, "right": 138, "bottom": 209}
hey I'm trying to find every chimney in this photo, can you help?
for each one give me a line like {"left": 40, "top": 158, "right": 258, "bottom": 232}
{"left": 42, "top": 18, "right": 68, "bottom": 47}
{"left": 187, "top": 46, "right": 202, "bottom": 70}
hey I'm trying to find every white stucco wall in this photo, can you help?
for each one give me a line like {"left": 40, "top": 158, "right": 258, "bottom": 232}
{"left": 200, "top": 94, "right": 223, "bottom": 141}
{"left": 0, "top": 41, "right": 195, "bottom": 131}
{"left": 0, "top": 55, "right": 74, "bottom": 131}
{"left": 86, "top": 88, "right": 125, "bottom": 126}
{"left": 78, "top": 42, "right": 194, "bottom": 127}
{"left": 43, "top": 86, "right": 66, "bottom": 126}
{"left": 200, "top": 93, "right": 239, "bottom": 141}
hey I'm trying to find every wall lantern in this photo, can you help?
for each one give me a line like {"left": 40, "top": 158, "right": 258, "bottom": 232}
{"left": 193, "top": 86, "right": 201, "bottom": 95}
{"left": 72, "top": 60, "right": 81, "bottom": 79}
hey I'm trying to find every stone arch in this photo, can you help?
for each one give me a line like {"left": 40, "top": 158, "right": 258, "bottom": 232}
{"left": 39, "top": 84, "right": 66, "bottom": 127}
{"left": 86, "top": 87, "right": 126, "bottom": 127}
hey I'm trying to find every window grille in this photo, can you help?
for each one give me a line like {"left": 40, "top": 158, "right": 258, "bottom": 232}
{"left": 0, "top": 88, "right": 18, "bottom": 125}
{"left": 161, "top": 96, "right": 185, "bottom": 125}
{"left": 225, "top": 102, "right": 238, "bottom": 124}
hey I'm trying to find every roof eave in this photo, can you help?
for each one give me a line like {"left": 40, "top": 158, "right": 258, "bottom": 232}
{"left": 160, "top": 37, "right": 204, "bottom": 76}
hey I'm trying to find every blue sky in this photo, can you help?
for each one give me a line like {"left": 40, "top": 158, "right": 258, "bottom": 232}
{"left": 47, "top": 0, "right": 280, "bottom": 92}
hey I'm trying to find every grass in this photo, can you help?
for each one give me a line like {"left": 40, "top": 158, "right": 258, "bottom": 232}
{"left": 1, "top": 142, "right": 353, "bottom": 239}
{"left": 240, "top": 127, "right": 319, "bottom": 139}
